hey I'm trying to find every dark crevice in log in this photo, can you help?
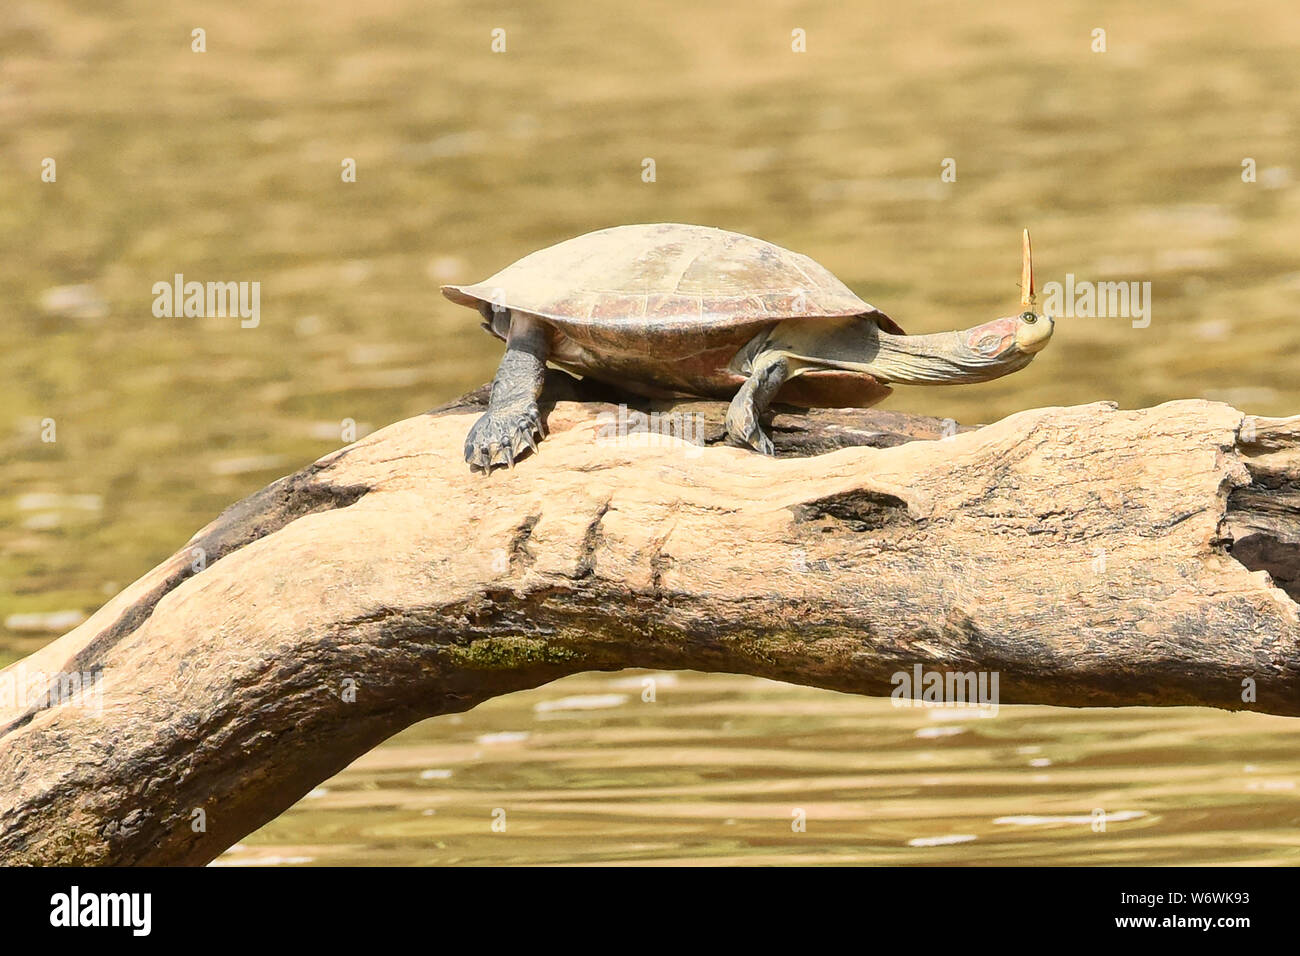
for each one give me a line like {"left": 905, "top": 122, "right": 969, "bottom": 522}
{"left": 508, "top": 515, "right": 541, "bottom": 570}
{"left": 791, "top": 489, "right": 916, "bottom": 532}
{"left": 573, "top": 499, "right": 613, "bottom": 580}
{"left": 1225, "top": 417, "right": 1300, "bottom": 602}
{"left": 1230, "top": 533, "right": 1300, "bottom": 601}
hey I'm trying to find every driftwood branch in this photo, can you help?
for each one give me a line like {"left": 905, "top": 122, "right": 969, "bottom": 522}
{"left": 2, "top": 372, "right": 1298, "bottom": 865}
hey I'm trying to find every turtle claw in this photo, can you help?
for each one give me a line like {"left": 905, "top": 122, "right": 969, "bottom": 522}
{"left": 732, "top": 425, "right": 775, "bottom": 456}
{"left": 465, "top": 402, "right": 544, "bottom": 473}
{"left": 725, "top": 408, "right": 776, "bottom": 456}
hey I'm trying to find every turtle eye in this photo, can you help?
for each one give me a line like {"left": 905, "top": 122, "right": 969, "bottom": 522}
{"left": 1021, "top": 311, "right": 1038, "bottom": 324}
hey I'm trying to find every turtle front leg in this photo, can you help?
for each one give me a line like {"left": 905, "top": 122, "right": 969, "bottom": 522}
{"left": 465, "top": 311, "right": 549, "bottom": 472}
{"left": 724, "top": 350, "right": 790, "bottom": 455}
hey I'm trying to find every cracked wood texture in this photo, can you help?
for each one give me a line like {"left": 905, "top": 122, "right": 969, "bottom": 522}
{"left": 1, "top": 372, "right": 1298, "bottom": 865}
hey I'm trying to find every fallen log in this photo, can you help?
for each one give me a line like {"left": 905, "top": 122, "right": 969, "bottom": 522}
{"left": 1, "top": 372, "right": 1297, "bottom": 865}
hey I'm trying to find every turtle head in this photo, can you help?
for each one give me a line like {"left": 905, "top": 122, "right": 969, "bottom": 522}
{"left": 855, "top": 229, "right": 1053, "bottom": 385}
{"left": 889, "top": 309, "right": 1050, "bottom": 383}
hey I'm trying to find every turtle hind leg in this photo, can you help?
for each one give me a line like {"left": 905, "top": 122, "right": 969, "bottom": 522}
{"left": 724, "top": 350, "right": 791, "bottom": 455}
{"left": 465, "top": 311, "right": 550, "bottom": 472}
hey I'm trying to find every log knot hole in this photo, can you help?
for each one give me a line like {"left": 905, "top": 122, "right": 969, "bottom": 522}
{"left": 790, "top": 489, "right": 914, "bottom": 532}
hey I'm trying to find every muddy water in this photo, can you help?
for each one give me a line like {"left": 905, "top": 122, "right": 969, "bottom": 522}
{"left": 219, "top": 673, "right": 1300, "bottom": 866}
{"left": 4, "top": 0, "right": 1299, "bottom": 864}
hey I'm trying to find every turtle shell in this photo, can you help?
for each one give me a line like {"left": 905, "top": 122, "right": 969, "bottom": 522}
{"left": 442, "top": 223, "right": 903, "bottom": 400}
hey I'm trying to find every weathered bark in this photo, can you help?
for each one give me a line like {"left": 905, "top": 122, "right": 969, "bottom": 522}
{"left": 1, "top": 372, "right": 1298, "bottom": 865}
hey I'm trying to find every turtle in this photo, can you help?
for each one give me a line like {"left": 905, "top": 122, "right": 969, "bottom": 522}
{"left": 442, "top": 223, "right": 1053, "bottom": 470}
